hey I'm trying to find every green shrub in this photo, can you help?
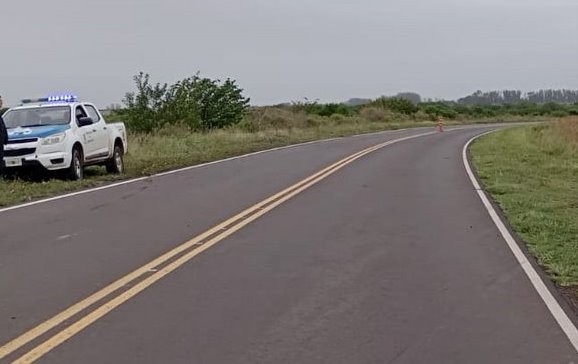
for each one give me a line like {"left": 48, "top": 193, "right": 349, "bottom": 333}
{"left": 550, "top": 110, "right": 570, "bottom": 118}
{"left": 370, "top": 97, "right": 418, "bottom": 115}
{"left": 291, "top": 100, "right": 354, "bottom": 117}
{"left": 420, "top": 102, "right": 458, "bottom": 119}
{"left": 123, "top": 72, "right": 250, "bottom": 133}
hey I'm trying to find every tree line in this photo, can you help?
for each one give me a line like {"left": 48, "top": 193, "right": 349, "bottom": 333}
{"left": 113, "top": 75, "right": 577, "bottom": 133}
{"left": 457, "top": 89, "right": 578, "bottom": 105}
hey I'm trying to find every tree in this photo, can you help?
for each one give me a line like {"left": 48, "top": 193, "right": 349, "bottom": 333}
{"left": 395, "top": 92, "right": 422, "bottom": 104}
{"left": 192, "top": 77, "right": 250, "bottom": 129}
{"left": 458, "top": 89, "right": 578, "bottom": 105}
{"left": 122, "top": 72, "right": 250, "bottom": 132}
{"left": 122, "top": 72, "right": 168, "bottom": 133}
{"left": 371, "top": 97, "right": 418, "bottom": 114}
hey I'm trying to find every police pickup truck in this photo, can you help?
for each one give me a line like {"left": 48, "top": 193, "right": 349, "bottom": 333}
{"left": 2, "top": 95, "right": 127, "bottom": 180}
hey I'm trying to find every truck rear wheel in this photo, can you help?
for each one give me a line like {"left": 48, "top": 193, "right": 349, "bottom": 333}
{"left": 106, "top": 144, "right": 124, "bottom": 174}
{"left": 67, "top": 147, "right": 84, "bottom": 180}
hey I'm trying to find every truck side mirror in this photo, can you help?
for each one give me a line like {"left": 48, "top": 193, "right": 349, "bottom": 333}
{"left": 78, "top": 117, "right": 93, "bottom": 127}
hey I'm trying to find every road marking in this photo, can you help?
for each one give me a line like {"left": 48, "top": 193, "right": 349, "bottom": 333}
{"left": 0, "top": 128, "right": 426, "bottom": 214}
{"left": 2, "top": 131, "right": 436, "bottom": 363}
{"left": 0, "top": 124, "right": 528, "bottom": 215}
{"left": 0, "top": 138, "right": 334, "bottom": 214}
{"left": 462, "top": 130, "right": 578, "bottom": 353}
{"left": 0, "top": 124, "right": 491, "bottom": 216}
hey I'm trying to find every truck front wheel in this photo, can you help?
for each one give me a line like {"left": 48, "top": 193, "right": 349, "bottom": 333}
{"left": 67, "top": 147, "right": 84, "bottom": 180}
{"left": 106, "top": 144, "right": 124, "bottom": 174}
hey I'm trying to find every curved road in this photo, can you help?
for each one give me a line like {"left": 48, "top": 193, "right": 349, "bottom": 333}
{"left": 0, "top": 126, "right": 577, "bottom": 363}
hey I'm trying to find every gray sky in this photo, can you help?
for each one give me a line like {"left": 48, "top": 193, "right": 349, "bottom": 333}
{"left": 2, "top": 0, "right": 577, "bottom": 107}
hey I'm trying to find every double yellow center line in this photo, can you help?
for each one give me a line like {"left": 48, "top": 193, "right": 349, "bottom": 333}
{"left": 1, "top": 131, "right": 433, "bottom": 363}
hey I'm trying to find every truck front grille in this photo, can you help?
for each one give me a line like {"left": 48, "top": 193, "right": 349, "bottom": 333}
{"left": 4, "top": 148, "right": 36, "bottom": 157}
{"left": 7, "top": 138, "right": 38, "bottom": 144}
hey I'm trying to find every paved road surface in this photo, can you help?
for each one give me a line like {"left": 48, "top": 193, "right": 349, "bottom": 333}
{"left": 1, "top": 126, "right": 576, "bottom": 363}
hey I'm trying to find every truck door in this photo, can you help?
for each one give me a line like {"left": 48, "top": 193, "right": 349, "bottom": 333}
{"left": 84, "top": 104, "right": 109, "bottom": 159}
{"left": 75, "top": 105, "right": 98, "bottom": 159}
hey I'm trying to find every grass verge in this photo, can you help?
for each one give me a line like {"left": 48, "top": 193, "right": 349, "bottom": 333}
{"left": 470, "top": 118, "right": 578, "bottom": 286}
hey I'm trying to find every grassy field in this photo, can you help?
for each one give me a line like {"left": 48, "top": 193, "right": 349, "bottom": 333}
{"left": 0, "top": 111, "right": 540, "bottom": 208}
{"left": 470, "top": 118, "right": 578, "bottom": 286}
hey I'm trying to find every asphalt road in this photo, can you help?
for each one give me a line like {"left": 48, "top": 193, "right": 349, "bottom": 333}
{"left": 1, "top": 126, "right": 577, "bottom": 363}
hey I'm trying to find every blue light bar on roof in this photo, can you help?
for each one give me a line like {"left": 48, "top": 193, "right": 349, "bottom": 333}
{"left": 47, "top": 94, "right": 77, "bottom": 102}
{"left": 21, "top": 94, "right": 78, "bottom": 104}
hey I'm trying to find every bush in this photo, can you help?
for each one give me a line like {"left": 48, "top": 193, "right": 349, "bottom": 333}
{"left": 292, "top": 99, "right": 354, "bottom": 117}
{"left": 240, "top": 107, "right": 309, "bottom": 131}
{"left": 550, "top": 110, "right": 570, "bottom": 118}
{"left": 370, "top": 97, "right": 418, "bottom": 115}
{"left": 315, "top": 103, "right": 353, "bottom": 117}
{"left": 123, "top": 72, "right": 250, "bottom": 133}
{"left": 121, "top": 73, "right": 166, "bottom": 133}
{"left": 359, "top": 106, "right": 403, "bottom": 122}
{"left": 330, "top": 113, "right": 349, "bottom": 124}
{"left": 419, "top": 102, "right": 458, "bottom": 119}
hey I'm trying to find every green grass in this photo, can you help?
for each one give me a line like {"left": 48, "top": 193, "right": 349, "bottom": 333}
{"left": 471, "top": 118, "right": 578, "bottom": 285}
{"left": 0, "top": 113, "right": 540, "bottom": 208}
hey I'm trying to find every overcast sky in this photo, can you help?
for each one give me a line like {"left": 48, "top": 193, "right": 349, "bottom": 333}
{"left": 1, "top": 0, "right": 577, "bottom": 107}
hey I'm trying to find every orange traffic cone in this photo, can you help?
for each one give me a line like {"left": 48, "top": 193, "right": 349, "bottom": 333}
{"left": 436, "top": 117, "right": 444, "bottom": 132}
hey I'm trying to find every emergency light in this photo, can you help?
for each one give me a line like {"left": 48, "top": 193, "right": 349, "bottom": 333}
{"left": 21, "top": 94, "right": 78, "bottom": 104}
{"left": 47, "top": 94, "right": 77, "bottom": 102}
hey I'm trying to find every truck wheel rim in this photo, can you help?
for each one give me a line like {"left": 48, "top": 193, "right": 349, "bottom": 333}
{"left": 115, "top": 151, "right": 123, "bottom": 172}
{"left": 74, "top": 154, "right": 81, "bottom": 177}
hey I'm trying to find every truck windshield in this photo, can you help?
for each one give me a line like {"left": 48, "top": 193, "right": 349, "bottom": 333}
{"left": 3, "top": 106, "right": 71, "bottom": 128}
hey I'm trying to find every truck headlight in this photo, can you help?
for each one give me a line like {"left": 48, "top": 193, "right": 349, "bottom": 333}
{"left": 41, "top": 133, "right": 66, "bottom": 145}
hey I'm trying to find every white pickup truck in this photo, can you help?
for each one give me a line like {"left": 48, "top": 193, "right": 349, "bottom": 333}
{"left": 2, "top": 95, "right": 127, "bottom": 180}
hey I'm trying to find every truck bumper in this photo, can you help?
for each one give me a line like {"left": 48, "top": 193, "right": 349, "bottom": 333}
{"left": 4, "top": 152, "right": 70, "bottom": 171}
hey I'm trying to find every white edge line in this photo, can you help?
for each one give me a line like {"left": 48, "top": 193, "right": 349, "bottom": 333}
{"left": 1, "top": 127, "right": 421, "bottom": 214}
{"left": 0, "top": 124, "right": 510, "bottom": 214}
{"left": 463, "top": 130, "right": 578, "bottom": 353}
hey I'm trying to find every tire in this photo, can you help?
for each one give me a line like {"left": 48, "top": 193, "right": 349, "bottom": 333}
{"left": 106, "top": 144, "right": 124, "bottom": 174}
{"left": 67, "top": 147, "right": 84, "bottom": 180}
